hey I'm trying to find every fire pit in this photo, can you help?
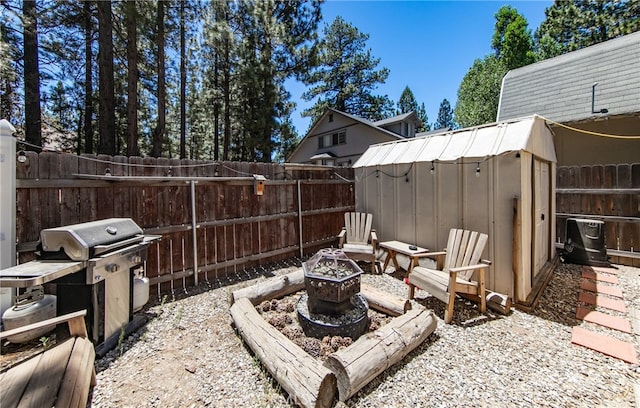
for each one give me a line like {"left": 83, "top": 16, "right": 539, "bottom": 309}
{"left": 297, "top": 249, "right": 369, "bottom": 339}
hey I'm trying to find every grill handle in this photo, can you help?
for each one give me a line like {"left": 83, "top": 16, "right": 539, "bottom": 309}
{"left": 93, "top": 235, "right": 144, "bottom": 257}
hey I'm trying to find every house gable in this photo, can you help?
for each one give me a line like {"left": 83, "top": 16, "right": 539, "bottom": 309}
{"left": 287, "top": 109, "right": 404, "bottom": 166}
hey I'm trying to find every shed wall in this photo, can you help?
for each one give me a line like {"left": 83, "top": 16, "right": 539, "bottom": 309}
{"left": 355, "top": 151, "right": 555, "bottom": 300}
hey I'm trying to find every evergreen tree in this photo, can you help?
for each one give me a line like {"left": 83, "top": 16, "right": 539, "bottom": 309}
{"left": 535, "top": 0, "right": 640, "bottom": 60}
{"left": 417, "top": 103, "right": 430, "bottom": 132}
{"left": 433, "top": 98, "right": 455, "bottom": 130}
{"left": 302, "top": 16, "right": 393, "bottom": 124}
{"left": 492, "top": 5, "right": 535, "bottom": 69}
{"left": 0, "top": 8, "right": 21, "bottom": 123}
{"left": 396, "top": 86, "right": 418, "bottom": 114}
{"left": 454, "top": 55, "right": 507, "bottom": 128}
{"left": 396, "top": 86, "right": 428, "bottom": 132}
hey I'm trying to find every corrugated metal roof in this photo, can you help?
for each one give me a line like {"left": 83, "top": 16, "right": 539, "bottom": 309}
{"left": 497, "top": 31, "right": 640, "bottom": 123}
{"left": 353, "top": 115, "right": 556, "bottom": 167}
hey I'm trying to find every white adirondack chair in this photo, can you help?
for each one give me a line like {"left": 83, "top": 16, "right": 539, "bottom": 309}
{"left": 407, "top": 228, "right": 491, "bottom": 323}
{"left": 337, "top": 212, "right": 378, "bottom": 273}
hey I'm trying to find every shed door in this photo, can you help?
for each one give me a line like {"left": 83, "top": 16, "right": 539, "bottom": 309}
{"left": 533, "top": 159, "right": 550, "bottom": 278}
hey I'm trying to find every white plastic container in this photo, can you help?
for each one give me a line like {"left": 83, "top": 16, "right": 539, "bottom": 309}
{"left": 2, "top": 294, "right": 57, "bottom": 343}
{"left": 0, "top": 287, "right": 14, "bottom": 328}
{"left": 133, "top": 276, "right": 150, "bottom": 312}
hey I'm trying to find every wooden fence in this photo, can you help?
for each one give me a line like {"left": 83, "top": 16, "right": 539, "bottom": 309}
{"left": 15, "top": 151, "right": 355, "bottom": 295}
{"left": 556, "top": 163, "right": 640, "bottom": 267}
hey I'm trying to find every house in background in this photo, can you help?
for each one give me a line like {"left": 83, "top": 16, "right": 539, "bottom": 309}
{"left": 287, "top": 108, "right": 422, "bottom": 166}
{"left": 497, "top": 31, "right": 640, "bottom": 166}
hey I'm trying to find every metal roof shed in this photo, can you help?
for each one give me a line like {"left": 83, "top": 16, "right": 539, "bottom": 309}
{"left": 352, "top": 115, "right": 557, "bottom": 303}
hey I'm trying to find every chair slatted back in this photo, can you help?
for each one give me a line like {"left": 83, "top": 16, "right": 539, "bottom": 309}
{"left": 344, "top": 212, "right": 373, "bottom": 244}
{"left": 444, "top": 228, "right": 488, "bottom": 281}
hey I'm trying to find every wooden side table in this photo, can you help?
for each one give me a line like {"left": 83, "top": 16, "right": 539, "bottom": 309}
{"left": 379, "top": 240, "right": 429, "bottom": 274}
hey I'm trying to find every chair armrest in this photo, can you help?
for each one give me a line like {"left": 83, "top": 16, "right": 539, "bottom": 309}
{"left": 370, "top": 229, "right": 378, "bottom": 249}
{"left": 449, "top": 262, "right": 491, "bottom": 274}
{"left": 414, "top": 251, "right": 447, "bottom": 259}
{"left": 337, "top": 228, "right": 346, "bottom": 247}
{"left": 0, "top": 310, "right": 88, "bottom": 341}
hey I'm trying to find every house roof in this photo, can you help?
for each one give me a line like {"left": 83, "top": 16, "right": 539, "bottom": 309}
{"left": 287, "top": 108, "right": 406, "bottom": 162}
{"left": 497, "top": 31, "right": 640, "bottom": 123}
{"left": 373, "top": 111, "right": 421, "bottom": 127}
{"left": 416, "top": 127, "right": 450, "bottom": 137}
{"left": 353, "top": 115, "right": 556, "bottom": 168}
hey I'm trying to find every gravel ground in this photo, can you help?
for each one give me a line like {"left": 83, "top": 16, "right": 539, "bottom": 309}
{"left": 90, "top": 258, "right": 640, "bottom": 407}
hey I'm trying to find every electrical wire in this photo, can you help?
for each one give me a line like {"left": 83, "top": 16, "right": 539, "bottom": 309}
{"left": 543, "top": 116, "right": 640, "bottom": 139}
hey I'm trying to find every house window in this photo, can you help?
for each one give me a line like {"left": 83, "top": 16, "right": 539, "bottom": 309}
{"left": 329, "top": 114, "right": 334, "bottom": 122}
{"left": 318, "top": 131, "right": 346, "bottom": 148}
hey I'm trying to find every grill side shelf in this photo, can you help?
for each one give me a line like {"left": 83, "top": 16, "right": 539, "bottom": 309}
{"left": 0, "top": 260, "right": 86, "bottom": 288}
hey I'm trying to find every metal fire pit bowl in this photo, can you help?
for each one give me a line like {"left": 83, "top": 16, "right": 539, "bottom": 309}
{"left": 296, "top": 293, "right": 369, "bottom": 340}
{"left": 303, "top": 248, "right": 363, "bottom": 304}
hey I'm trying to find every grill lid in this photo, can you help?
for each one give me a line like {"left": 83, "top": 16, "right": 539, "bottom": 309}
{"left": 40, "top": 218, "right": 144, "bottom": 261}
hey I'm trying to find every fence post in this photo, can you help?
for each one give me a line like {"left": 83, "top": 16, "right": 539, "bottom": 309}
{"left": 0, "top": 119, "right": 17, "bottom": 318}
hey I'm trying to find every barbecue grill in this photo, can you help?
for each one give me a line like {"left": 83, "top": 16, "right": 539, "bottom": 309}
{"left": 0, "top": 218, "right": 159, "bottom": 354}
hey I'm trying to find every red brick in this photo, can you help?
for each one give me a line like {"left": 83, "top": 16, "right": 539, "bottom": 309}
{"left": 579, "top": 291, "right": 626, "bottom": 312}
{"left": 571, "top": 327, "right": 638, "bottom": 364}
{"left": 582, "top": 269, "right": 619, "bottom": 284}
{"left": 576, "top": 307, "right": 632, "bottom": 333}
{"left": 583, "top": 265, "right": 619, "bottom": 275}
{"left": 580, "top": 279, "right": 624, "bottom": 298}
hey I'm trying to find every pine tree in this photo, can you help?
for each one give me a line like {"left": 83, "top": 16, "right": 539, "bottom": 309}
{"left": 396, "top": 86, "right": 428, "bottom": 132}
{"left": 302, "top": 16, "right": 393, "bottom": 125}
{"left": 433, "top": 98, "right": 455, "bottom": 130}
{"left": 0, "top": 7, "right": 22, "bottom": 123}
{"left": 535, "top": 0, "right": 640, "bottom": 60}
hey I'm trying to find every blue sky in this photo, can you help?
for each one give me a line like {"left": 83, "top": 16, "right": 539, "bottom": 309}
{"left": 286, "top": 0, "right": 552, "bottom": 134}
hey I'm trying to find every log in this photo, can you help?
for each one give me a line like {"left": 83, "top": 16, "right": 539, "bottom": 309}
{"left": 360, "top": 283, "right": 411, "bottom": 316}
{"left": 230, "top": 268, "right": 305, "bottom": 305}
{"left": 324, "top": 306, "right": 436, "bottom": 401}
{"left": 486, "top": 290, "right": 511, "bottom": 315}
{"left": 230, "top": 297, "right": 336, "bottom": 408}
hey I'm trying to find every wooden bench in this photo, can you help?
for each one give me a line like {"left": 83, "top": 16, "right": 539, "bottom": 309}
{"left": 0, "top": 310, "right": 97, "bottom": 408}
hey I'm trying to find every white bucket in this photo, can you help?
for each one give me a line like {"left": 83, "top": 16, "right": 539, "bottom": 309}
{"left": 133, "top": 276, "right": 150, "bottom": 312}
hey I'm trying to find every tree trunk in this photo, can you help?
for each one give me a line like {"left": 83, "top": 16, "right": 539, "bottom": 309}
{"left": 222, "top": 13, "right": 231, "bottom": 161}
{"left": 213, "top": 55, "right": 219, "bottom": 161}
{"left": 97, "top": 0, "right": 115, "bottom": 155}
{"left": 126, "top": 0, "right": 138, "bottom": 157}
{"left": 179, "top": 0, "right": 186, "bottom": 159}
{"left": 23, "top": 0, "right": 42, "bottom": 150}
{"left": 83, "top": 0, "right": 93, "bottom": 154}
{"left": 151, "top": 0, "right": 166, "bottom": 158}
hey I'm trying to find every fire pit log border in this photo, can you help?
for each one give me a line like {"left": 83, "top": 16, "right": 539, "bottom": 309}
{"left": 324, "top": 306, "right": 436, "bottom": 401}
{"left": 230, "top": 269, "right": 411, "bottom": 316}
{"left": 230, "top": 297, "right": 336, "bottom": 408}
{"left": 230, "top": 268, "right": 433, "bottom": 407}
